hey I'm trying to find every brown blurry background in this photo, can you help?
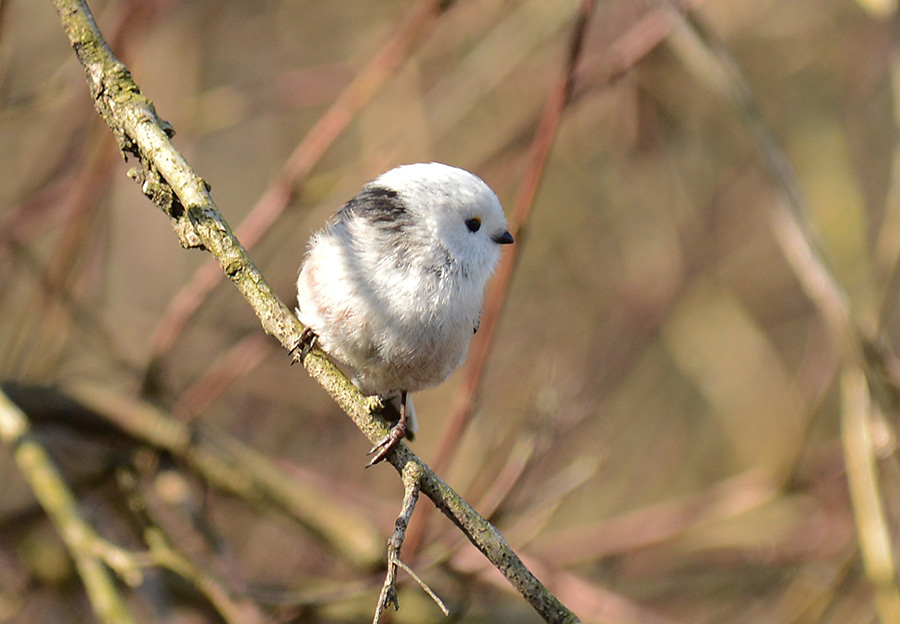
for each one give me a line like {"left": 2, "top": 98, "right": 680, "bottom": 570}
{"left": 2, "top": 0, "right": 900, "bottom": 622}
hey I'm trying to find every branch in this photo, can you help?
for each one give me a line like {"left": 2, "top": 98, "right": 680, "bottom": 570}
{"left": 372, "top": 461, "right": 448, "bottom": 623}
{"left": 51, "top": 0, "right": 580, "bottom": 621}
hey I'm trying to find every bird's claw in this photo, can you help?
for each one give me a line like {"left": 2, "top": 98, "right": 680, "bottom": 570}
{"left": 365, "top": 422, "right": 406, "bottom": 468}
{"left": 290, "top": 327, "right": 317, "bottom": 364}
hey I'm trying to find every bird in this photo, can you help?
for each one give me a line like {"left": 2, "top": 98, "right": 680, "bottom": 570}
{"left": 295, "top": 162, "right": 514, "bottom": 466}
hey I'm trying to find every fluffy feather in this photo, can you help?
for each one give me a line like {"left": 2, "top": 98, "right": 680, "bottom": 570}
{"left": 297, "top": 162, "right": 513, "bottom": 440}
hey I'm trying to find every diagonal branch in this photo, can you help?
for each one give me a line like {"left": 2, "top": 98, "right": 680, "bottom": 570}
{"left": 50, "top": 0, "right": 580, "bottom": 621}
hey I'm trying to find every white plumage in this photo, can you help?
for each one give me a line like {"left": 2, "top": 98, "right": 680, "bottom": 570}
{"left": 296, "top": 162, "right": 513, "bottom": 464}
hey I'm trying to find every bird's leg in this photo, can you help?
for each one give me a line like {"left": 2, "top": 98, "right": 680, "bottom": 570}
{"left": 290, "top": 326, "right": 318, "bottom": 365}
{"left": 366, "top": 390, "right": 408, "bottom": 468}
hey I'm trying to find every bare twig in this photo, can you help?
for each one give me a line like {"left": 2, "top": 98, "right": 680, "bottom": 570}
{"left": 51, "top": 1, "right": 579, "bottom": 621}
{"left": 396, "top": 559, "right": 449, "bottom": 616}
{"left": 383, "top": 445, "right": 578, "bottom": 622}
{"left": 373, "top": 462, "right": 448, "bottom": 623}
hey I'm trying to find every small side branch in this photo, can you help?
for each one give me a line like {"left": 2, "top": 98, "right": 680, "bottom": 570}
{"left": 373, "top": 463, "right": 448, "bottom": 623}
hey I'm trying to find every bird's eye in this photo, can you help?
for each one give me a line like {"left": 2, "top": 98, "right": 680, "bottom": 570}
{"left": 465, "top": 217, "right": 481, "bottom": 232}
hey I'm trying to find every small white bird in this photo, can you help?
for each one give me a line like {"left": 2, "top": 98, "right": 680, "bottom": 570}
{"left": 296, "top": 162, "right": 514, "bottom": 466}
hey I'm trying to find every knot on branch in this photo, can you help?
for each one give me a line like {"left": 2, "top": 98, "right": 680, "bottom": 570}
{"left": 125, "top": 165, "right": 202, "bottom": 249}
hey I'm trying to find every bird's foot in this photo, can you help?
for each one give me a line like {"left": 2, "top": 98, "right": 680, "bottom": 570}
{"left": 290, "top": 327, "right": 317, "bottom": 365}
{"left": 365, "top": 421, "right": 406, "bottom": 468}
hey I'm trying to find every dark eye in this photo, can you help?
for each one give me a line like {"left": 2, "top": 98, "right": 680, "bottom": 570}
{"left": 465, "top": 217, "right": 481, "bottom": 232}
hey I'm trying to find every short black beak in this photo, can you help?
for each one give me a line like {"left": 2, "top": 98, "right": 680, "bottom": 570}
{"left": 493, "top": 230, "right": 514, "bottom": 245}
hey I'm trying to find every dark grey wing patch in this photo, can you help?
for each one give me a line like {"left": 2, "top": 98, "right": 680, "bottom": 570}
{"left": 337, "top": 184, "right": 412, "bottom": 234}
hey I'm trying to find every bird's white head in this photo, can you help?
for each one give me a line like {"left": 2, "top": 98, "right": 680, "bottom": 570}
{"left": 373, "top": 162, "right": 514, "bottom": 283}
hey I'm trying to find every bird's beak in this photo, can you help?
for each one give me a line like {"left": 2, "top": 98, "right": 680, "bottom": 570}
{"left": 493, "top": 230, "right": 514, "bottom": 245}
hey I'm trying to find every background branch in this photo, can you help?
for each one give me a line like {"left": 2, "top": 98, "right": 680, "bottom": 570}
{"left": 0, "top": 389, "right": 139, "bottom": 624}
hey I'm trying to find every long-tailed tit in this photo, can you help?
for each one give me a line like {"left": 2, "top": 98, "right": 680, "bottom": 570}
{"left": 296, "top": 162, "right": 513, "bottom": 466}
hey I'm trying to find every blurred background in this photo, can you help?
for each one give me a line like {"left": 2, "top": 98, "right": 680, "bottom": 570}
{"left": 3, "top": 0, "right": 900, "bottom": 622}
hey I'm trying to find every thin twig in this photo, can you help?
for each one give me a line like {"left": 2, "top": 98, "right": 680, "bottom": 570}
{"left": 395, "top": 559, "right": 449, "bottom": 616}
{"left": 373, "top": 462, "right": 448, "bottom": 623}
